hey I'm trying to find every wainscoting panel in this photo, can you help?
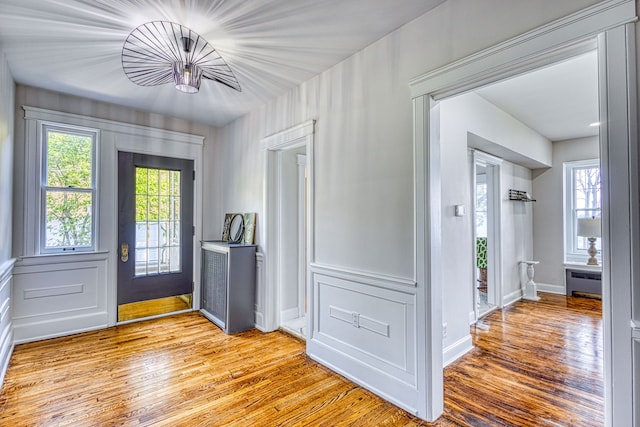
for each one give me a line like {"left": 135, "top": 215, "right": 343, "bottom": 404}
{"left": 307, "top": 264, "right": 419, "bottom": 414}
{"left": 12, "top": 253, "right": 109, "bottom": 343}
{"left": 0, "top": 259, "right": 15, "bottom": 386}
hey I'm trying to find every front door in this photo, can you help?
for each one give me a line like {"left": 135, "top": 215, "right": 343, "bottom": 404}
{"left": 117, "top": 151, "right": 194, "bottom": 307}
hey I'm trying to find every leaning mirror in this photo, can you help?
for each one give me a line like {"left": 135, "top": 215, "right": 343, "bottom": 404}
{"left": 228, "top": 213, "right": 245, "bottom": 244}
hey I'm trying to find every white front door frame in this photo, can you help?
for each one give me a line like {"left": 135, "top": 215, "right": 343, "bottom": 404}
{"left": 410, "top": 1, "right": 637, "bottom": 424}
{"left": 261, "top": 121, "right": 315, "bottom": 333}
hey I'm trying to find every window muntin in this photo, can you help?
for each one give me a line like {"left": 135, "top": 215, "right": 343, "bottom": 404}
{"left": 564, "top": 160, "right": 601, "bottom": 261}
{"left": 134, "top": 167, "right": 182, "bottom": 276}
{"left": 41, "top": 125, "right": 97, "bottom": 253}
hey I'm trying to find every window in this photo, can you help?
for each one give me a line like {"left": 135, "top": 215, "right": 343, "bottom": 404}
{"left": 564, "top": 159, "right": 601, "bottom": 262}
{"left": 41, "top": 124, "right": 97, "bottom": 253}
{"left": 134, "top": 166, "right": 182, "bottom": 276}
{"left": 475, "top": 173, "right": 488, "bottom": 238}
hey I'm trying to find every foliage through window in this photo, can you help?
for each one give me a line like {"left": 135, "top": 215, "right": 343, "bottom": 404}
{"left": 135, "top": 167, "right": 182, "bottom": 276}
{"left": 42, "top": 125, "right": 97, "bottom": 252}
{"left": 564, "top": 160, "right": 601, "bottom": 261}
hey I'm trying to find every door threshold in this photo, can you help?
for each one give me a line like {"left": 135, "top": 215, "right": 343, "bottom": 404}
{"left": 118, "top": 294, "right": 193, "bottom": 322}
{"left": 117, "top": 308, "right": 194, "bottom": 325}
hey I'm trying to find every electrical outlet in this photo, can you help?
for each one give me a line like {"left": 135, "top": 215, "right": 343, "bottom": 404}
{"left": 442, "top": 322, "right": 447, "bottom": 338}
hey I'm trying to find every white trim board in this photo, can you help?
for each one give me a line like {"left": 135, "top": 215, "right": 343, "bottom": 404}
{"left": 536, "top": 282, "right": 565, "bottom": 295}
{"left": 23, "top": 106, "right": 204, "bottom": 146}
{"left": 443, "top": 335, "right": 473, "bottom": 367}
{"left": 502, "top": 289, "right": 523, "bottom": 307}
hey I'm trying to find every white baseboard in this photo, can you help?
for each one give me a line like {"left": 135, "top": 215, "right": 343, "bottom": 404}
{"left": 280, "top": 307, "right": 299, "bottom": 323}
{"left": 308, "top": 339, "right": 418, "bottom": 417}
{"left": 443, "top": 334, "right": 473, "bottom": 367}
{"left": 254, "top": 311, "right": 265, "bottom": 331}
{"left": 0, "top": 324, "right": 13, "bottom": 387}
{"left": 0, "top": 259, "right": 15, "bottom": 387}
{"left": 502, "top": 288, "right": 522, "bottom": 307}
{"left": 13, "top": 312, "right": 109, "bottom": 344}
{"left": 536, "top": 282, "right": 565, "bottom": 295}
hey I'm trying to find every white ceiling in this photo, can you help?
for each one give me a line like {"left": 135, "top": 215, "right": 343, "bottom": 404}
{"left": 475, "top": 50, "right": 599, "bottom": 142}
{"left": 0, "top": 0, "right": 446, "bottom": 127}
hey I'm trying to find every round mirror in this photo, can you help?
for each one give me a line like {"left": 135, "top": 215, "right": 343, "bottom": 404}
{"left": 228, "top": 213, "right": 245, "bottom": 244}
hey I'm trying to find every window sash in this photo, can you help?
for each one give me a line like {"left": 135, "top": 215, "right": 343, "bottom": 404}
{"left": 40, "top": 124, "right": 98, "bottom": 253}
{"left": 564, "top": 159, "right": 601, "bottom": 262}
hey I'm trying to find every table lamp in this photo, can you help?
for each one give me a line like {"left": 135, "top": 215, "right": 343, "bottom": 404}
{"left": 577, "top": 217, "right": 601, "bottom": 266}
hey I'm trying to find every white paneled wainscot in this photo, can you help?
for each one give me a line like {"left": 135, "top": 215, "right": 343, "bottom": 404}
{"left": 12, "top": 252, "right": 108, "bottom": 343}
{"left": 307, "top": 264, "right": 418, "bottom": 414}
{"left": 0, "top": 259, "right": 15, "bottom": 385}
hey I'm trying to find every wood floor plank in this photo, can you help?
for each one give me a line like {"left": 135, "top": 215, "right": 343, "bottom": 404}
{"left": 443, "top": 293, "right": 603, "bottom": 427}
{"left": 0, "top": 293, "right": 601, "bottom": 426}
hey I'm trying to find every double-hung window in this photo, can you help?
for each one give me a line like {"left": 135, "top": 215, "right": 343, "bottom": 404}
{"left": 564, "top": 159, "right": 601, "bottom": 263}
{"left": 41, "top": 124, "right": 98, "bottom": 253}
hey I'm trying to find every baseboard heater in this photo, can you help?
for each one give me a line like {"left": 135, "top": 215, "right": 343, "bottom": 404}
{"left": 565, "top": 268, "right": 602, "bottom": 296}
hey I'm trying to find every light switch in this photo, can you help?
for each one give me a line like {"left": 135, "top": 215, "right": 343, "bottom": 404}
{"left": 455, "top": 205, "right": 465, "bottom": 217}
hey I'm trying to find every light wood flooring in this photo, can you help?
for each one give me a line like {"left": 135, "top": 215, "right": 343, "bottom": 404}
{"left": 0, "top": 293, "right": 602, "bottom": 426}
{"left": 118, "top": 294, "right": 192, "bottom": 322}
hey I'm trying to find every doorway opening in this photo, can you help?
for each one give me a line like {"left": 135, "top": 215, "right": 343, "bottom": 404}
{"left": 411, "top": 4, "right": 636, "bottom": 422}
{"left": 472, "top": 151, "right": 501, "bottom": 318}
{"left": 427, "top": 46, "right": 609, "bottom": 422}
{"left": 262, "top": 121, "right": 314, "bottom": 337}
{"left": 278, "top": 148, "right": 308, "bottom": 339}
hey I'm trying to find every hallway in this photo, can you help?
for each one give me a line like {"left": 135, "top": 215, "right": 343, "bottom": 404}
{"left": 0, "top": 293, "right": 602, "bottom": 426}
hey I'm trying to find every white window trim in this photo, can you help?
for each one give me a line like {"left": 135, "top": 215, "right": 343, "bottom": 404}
{"left": 38, "top": 121, "right": 100, "bottom": 254}
{"left": 563, "top": 158, "right": 600, "bottom": 264}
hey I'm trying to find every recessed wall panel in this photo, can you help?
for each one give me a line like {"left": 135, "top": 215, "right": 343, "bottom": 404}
{"left": 312, "top": 269, "right": 416, "bottom": 384}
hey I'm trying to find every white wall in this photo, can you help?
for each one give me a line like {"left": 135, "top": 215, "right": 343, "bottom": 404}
{"left": 532, "top": 136, "right": 599, "bottom": 289}
{"left": 440, "top": 92, "right": 538, "bottom": 358}
{"left": 501, "top": 162, "right": 534, "bottom": 305}
{"left": 0, "top": 50, "right": 15, "bottom": 386}
{"left": 214, "top": 0, "right": 597, "bottom": 417}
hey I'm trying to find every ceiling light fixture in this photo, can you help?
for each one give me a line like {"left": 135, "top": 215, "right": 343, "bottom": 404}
{"left": 122, "top": 21, "right": 241, "bottom": 94}
{"left": 589, "top": 122, "right": 600, "bottom": 127}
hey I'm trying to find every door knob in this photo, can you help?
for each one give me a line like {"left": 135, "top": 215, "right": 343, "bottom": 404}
{"left": 121, "top": 242, "right": 129, "bottom": 262}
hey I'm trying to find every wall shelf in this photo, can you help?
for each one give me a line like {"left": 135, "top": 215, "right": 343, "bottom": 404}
{"left": 508, "top": 189, "right": 536, "bottom": 202}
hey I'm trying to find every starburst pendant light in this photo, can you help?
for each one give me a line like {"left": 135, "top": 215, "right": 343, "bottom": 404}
{"left": 122, "top": 21, "right": 241, "bottom": 94}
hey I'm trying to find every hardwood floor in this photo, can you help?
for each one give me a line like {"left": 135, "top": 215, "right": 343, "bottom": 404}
{"left": 444, "top": 293, "right": 603, "bottom": 426}
{"left": 0, "top": 293, "right": 601, "bottom": 426}
{"left": 118, "top": 294, "right": 192, "bottom": 322}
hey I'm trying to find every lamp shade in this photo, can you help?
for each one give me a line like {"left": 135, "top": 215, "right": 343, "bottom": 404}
{"left": 577, "top": 217, "right": 601, "bottom": 238}
{"left": 122, "top": 21, "right": 241, "bottom": 94}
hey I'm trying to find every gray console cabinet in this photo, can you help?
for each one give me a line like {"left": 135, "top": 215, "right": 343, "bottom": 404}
{"left": 201, "top": 241, "right": 256, "bottom": 334}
